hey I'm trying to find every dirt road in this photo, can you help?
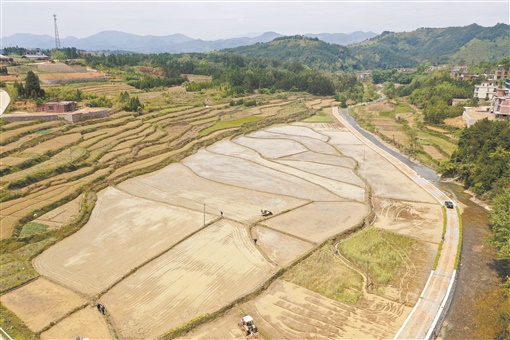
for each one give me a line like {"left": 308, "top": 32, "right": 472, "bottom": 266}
{"left": 332, "top": 107, "right": 460, "bottom": 339}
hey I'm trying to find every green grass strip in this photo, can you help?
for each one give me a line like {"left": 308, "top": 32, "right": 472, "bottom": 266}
{"left": 198, "top": 116, "right": 263, "bottom": 137}
{"left": 303, "top": 111, "right": 334, "bottom": 123}
{"left": 454, "top": 206, "right": 463, "bottom": 270}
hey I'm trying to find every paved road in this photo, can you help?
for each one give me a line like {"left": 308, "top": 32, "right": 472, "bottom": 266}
{"left": 332, "top": 107, "right": 460, "bottom": 339}
{"left": 0, "top": 89, "right": 10, "bottom": 115}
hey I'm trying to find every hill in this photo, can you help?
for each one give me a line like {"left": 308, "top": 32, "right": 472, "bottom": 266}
{"left": 1, "top": 31, "right": 375, "bottom": 54}
{"left": 350, "top": 23, "right": 510, "bottom": 69}
{"left": 223, "top": 35, "right": 358, "bottom": 71}
{"left": 304, "top": 31, "right": 377, "bottom": 45}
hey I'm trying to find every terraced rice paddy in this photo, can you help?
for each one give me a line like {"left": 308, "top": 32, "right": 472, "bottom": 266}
{"left": 1, "top": 90, "right": 442, "bottom": 339}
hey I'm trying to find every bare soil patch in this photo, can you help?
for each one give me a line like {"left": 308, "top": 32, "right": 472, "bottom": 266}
{"left": 37, "top": 63, "right": 77, "bottom": 73}
{"left": 422, "top": 144, "right": 446, "bottom": 160}
{"left": 366, "top": 100, "right": 395, "bottom": 112}
{"left": 0, "top": 278, "right": 86, "bottom": 332}
{"left": 252, "top": 226, "right": 314, "bottom": 266}
{"left": 177, "top": 307, "right": 247, "bottom": 340}
{"left": 372, "top": 197, "right": 443, "bottom": 243}
{"left": 241, "top": 280, "right": 410, "bottom": 339}
{"left": 40, "top": 306, "right": 113, "bottom": 340}
{"left": 379, "top": 129, "right": 411, "bottom": 145}
{"left": 33, "top": 194, "right": 83, "bottom": 229}
{"left": 264, "top": 201, "right": 367, "bottom": 243}
{"left": 444, "top": 116, "right": 466, "bottom": 128}
{"left": 39, "top": 72, "right": 106, "bottom": 84}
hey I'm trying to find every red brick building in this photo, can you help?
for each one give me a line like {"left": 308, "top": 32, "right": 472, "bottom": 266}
{"left": 37, "top": 100, "right": 77, "bottom": 113}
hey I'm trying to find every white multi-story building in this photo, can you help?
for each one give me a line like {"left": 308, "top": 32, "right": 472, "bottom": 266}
{"left": 474, "top": 81, "right": 499, "bottom": 100}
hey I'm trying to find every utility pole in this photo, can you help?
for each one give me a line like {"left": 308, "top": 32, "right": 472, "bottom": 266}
{"left": 53, "top": 14, "right": 61, "bottom": 50}
{"left": 203, "top": 203, "right": 206, "bottom": 226}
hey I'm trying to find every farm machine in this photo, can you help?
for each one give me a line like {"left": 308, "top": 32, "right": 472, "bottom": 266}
{"left": 239, "top": 315, "right": 259, "bottom": 337}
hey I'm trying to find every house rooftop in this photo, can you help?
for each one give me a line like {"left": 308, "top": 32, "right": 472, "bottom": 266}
{"left": 45, "top": 100, "right": 76, "bottom": 105}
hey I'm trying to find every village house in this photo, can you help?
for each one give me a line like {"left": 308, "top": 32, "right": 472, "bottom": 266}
{"left": 37, "top": 100, "right": 77, "bottom": 113}
{"left": 462, "top": 106, "right": 493, "bottom": 127}
{"left": 494, "top": 69, "right": 508, "bottom": 80}
{"left": 0, "top": 54, "right": 13, "bottom": 63}
{"left": 474, "top": 81, "right": 499, "bottom": 100}
{"left": 491, "top": 88, "right": 510, "bottom": 119}
{"left": 463, "top": 88, "right": 510, "bottom": 127}
{"left": 24, "top": 48, "right": 49, "bottom": 60}
{"left": 450, "top": 65, "right": 469, "bottom": 79}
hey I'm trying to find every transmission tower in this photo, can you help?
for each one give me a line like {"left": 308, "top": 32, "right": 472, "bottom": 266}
{"left": 53, "top": 14, "right": 61, "bottom": 49}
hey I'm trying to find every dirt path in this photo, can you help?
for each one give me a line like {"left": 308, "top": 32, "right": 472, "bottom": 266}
{"left": 332, "top": 107, "right": 460, "bottom": 339}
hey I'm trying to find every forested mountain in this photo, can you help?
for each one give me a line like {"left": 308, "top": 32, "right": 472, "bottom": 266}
{"left": 224, "top": 36, "right": 358, "bottom": 71}
{"left": 304, "top": 31, "right": 377, "bottom": 45}
{"left": 351, "top": 23, "right": 510, "bottom": 69}
{"left": 84, "top": 51, "right": 356, "bottom": 97}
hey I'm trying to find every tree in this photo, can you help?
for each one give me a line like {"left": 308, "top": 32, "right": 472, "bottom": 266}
{"left": 490, "top": 188, "right": 510, "bottom": 260}
{"left": 51, "top": 50, "right": 66, "bottom": 60}
{"left": 24, "top": 71, "right": 45, "bottom": 99}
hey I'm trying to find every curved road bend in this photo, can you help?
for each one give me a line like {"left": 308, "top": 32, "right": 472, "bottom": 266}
{"left": 332, "top": 107, "right": 460, "bottom": 339}
{"left": 0, "top": 89, "right": 10, "bottom": 115}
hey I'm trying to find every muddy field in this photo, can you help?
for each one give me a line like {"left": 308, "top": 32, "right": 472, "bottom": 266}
{"left": 3, "top": 118, "right": 443, "bottom": 338}
{"left": 0, "top": 278, "right": 86, "bottom": 332}
{"left": 101, "top": 219, "right": 277, "bottom": 339}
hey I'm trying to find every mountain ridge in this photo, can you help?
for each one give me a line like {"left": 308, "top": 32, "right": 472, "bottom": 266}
{"left": 1, "top": 30, "right": 377, "bottom": 53}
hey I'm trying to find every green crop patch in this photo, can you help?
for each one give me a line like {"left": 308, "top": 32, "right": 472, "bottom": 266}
{"left": 283, "top": 245, "right": 363, "bottom": 304}
{"left": 198, "top": 116, "right": 263, "bottom": 137}
{"left": 20, "top": 222, "right": 50, "bottom": 237}
{"left": 339, "top": 227, "right": 415, "bottom": 286}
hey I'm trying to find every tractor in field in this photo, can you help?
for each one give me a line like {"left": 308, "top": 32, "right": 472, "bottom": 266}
{"left": 260, "top": 209, "right": 272, "bottom": 217}
{"left": 239, "top": 315, "right": 259, "bottom": 337}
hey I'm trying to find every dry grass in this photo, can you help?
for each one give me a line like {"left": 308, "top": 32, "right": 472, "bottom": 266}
{"left": 444, "top": 116, "right": 466, "bottom": 128}
{"left": 0, "top": 146, "right": 87, "bottom": 183}
{"left": 141, "top": 127, "right": 167, "bottom": 143}
{"left": 22, "top": 167, "right": 94, "bottom": 194}
{"left": 183, "top": 74, "right": 212, "bottom": 82}
{"left": 283, "top": 245, "right": 363, "bottom": 304}
{"left": 39, "top": 72, "right": 106, "bottom": 83}
{"left": 0, "top": 254, "right": 39, "bottom": 293}
{"left": 20, "top": 133, "right": 82, "bottom": 155}
{"left": 1, "top": 121, "right": 62, "bottom": 145}
{"left": 77, "top": 83, "right": 138, "bottom": 96}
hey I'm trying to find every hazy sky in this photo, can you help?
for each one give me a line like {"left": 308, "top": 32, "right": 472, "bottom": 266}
{"left": 1, "top": 0, "right": 509, "bottom": 40}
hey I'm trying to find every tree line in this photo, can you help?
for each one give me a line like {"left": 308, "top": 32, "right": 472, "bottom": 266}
{"left": 84, "top": 52, "right": 362, "bottom": 98}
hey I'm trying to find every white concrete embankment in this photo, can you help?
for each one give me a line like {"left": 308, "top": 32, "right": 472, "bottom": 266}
{"left": 0, "top": 89, "right": 11, "bottom": 115}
